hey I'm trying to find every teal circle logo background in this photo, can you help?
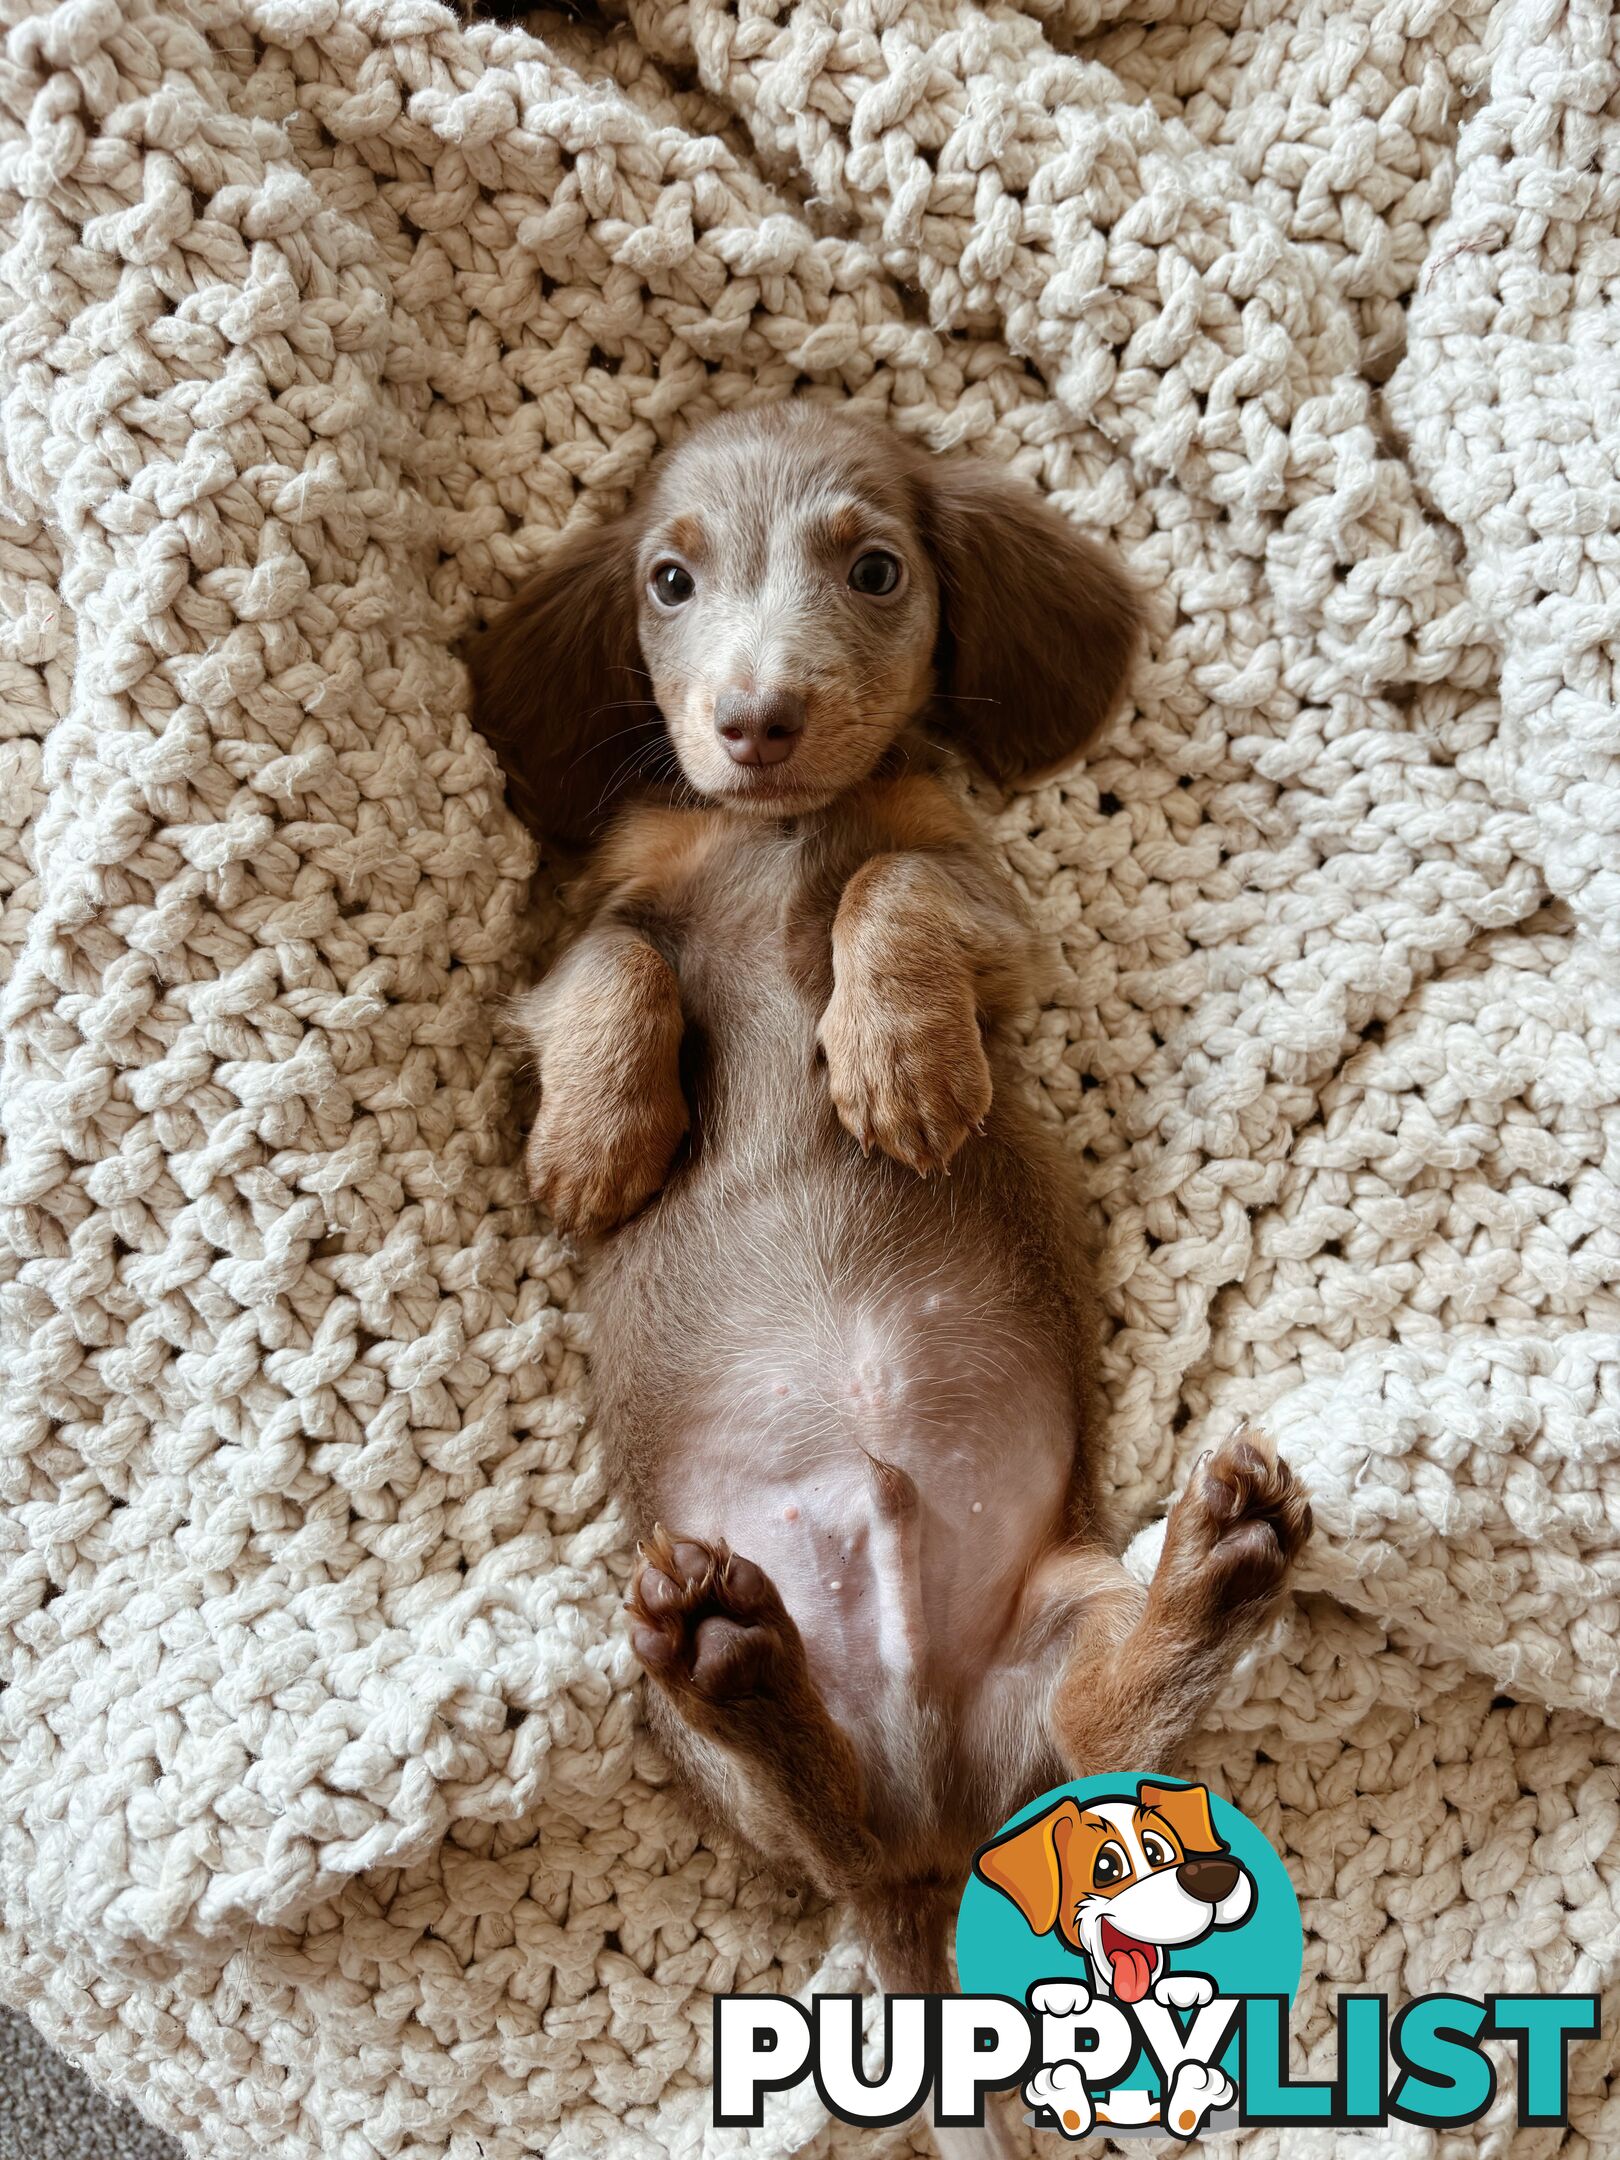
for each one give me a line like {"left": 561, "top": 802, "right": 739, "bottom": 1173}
{"left": 955, "top": 1776, "right": 1302, "bottom": 2094}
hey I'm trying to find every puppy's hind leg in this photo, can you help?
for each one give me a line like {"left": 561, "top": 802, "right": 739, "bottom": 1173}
{"left": 627, "top": 1531, "right": 882, "bottom": 1896}
{"left": 1051, "top": 1425, "right": 1312, "bottom": 1778}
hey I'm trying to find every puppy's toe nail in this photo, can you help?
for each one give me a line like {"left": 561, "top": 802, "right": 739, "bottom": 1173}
{"left": 670, "top": 1538, "right": 712, "bottom": 1583}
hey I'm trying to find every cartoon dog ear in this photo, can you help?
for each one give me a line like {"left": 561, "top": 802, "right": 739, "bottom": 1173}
{"left": 465, "top": 511, "right": 658, "bottom": 847}
{"left": 1136, "top": 1780, "right": 1225, "bottom": 1857}
{"left": 973, "top": 1799, "right": 1083, "bottom": 1936}
{"left": 915, "top": 453, "right": 1140, "bottom": 786}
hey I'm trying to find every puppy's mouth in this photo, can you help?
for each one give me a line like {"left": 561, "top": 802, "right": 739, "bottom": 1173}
{"left": 709, "top": 767, "right": 831, "bottom": 811}
{"left": 1098, "top": 1918, "right": 1160, "bottom": 2004}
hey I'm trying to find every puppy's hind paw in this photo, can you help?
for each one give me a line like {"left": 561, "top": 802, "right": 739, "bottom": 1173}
{"left": 626, "top": 1530, "right": 802, "bottom": 1706}
{"left": 1201, "top": 1423, "right": 1313, "bottom": 1591}
{"left": 1154, "top": 1424, "right": 1313, "bottom": 1639}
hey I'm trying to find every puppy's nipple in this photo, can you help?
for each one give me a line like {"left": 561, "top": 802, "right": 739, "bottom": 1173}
{"left": 782, "top": 1504, "right": 799, "bottom": 1523}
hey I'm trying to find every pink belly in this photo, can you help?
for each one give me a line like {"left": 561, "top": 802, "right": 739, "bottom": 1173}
{"left": 653, "top": 1287, "right": 1074, "bottom": 1719}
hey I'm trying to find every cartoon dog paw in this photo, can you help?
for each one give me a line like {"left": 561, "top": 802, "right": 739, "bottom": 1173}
{"left": 1030, "top": 1981, "right": 1093, "bottom": 2019}
{"left": 625, "top": 1530, "right": 802, "bottom": 1705}
{"left": 1024, "top": 2062, "right": 1093, "bottom": 2140}
{"left": 1153, "top": 1972, "right": 1216, "bottom": 2012}
{"left": 1163, "top": 2060, "right": 1236, "bottom": 2140}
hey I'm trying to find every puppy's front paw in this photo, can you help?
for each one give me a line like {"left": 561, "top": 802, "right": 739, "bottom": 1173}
{"left": 817, "top": 973, "right": 991, "bottom": 1176}
{"left": 626, "top": 1532, "right": 802, "bottom": 1705}
{"left": 1151, "top": 1424, "right": 1312, "bottom": 1641}
{"left": 526, "top": 1063, "right": 687, "bottom": 1238}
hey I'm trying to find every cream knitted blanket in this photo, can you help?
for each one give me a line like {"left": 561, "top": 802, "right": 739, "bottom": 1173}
{"left": 0, "top": 0, "right": 1617, "bottom": 2153}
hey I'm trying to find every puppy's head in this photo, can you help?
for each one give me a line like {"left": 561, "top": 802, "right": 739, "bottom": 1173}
{"left": 469, "top": 403, "right": 1138, "bottom": 841}
{"left": 974, "top": 1781, "right": 1253, "bottom": 2004}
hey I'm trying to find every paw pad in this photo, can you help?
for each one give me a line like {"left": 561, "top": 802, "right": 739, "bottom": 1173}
{"left": 625, "top": 1530, "right": 790, "bottom": 1702}
{"left": 1158, "top": 1425, "right": 1312, "bottom": 1633}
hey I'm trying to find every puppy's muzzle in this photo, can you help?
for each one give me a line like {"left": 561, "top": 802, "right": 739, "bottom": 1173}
{"left": 1177, "top": 1857, "right": 1239, "bottom": 1904}
{"left": 715, "top": 686, "right": 805, "bottom": 767}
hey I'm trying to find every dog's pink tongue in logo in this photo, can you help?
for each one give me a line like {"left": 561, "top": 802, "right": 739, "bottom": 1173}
{"left": 1100, "top": 1920, "right": 1156, "bottom": 2003}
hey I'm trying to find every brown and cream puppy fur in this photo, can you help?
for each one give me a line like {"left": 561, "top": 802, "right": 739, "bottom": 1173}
{"left": 471, "top": 406, "right": 1311, "bottom": 2116}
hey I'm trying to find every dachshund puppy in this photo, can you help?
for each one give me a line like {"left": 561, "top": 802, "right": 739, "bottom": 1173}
{"left": 471, "top": 406, "right": 1310, "bottom": 2122}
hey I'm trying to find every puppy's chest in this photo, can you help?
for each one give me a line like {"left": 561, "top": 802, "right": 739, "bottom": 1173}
{"left": 667, "top": 822, "right": 834, "bottom": 1017}
{"left": 654, "top": 827, "right": 837, "bottom": 1137}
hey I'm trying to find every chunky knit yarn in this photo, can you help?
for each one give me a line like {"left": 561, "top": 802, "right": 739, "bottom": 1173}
{"left": 0, "top": 0, "right": 1616, "bottom": 2152}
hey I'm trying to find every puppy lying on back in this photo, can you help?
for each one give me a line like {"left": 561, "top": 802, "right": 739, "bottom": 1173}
{"left": 472, "top": 405, "right": 1309, "bottom": 2138}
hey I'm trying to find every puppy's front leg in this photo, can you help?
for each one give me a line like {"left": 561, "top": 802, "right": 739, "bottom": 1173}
{"left": 818, "top": 847, "right": 1034, "bottom": 1175}
{"left": 518, "top": 922, "right": 687, "bottom": 1237}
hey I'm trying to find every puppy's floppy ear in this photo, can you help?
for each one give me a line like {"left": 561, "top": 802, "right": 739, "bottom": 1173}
{"left": 465, "top": 513, "right": 658, "bottom": 847}
{"left": 919, "top": 455, "right": 1140, "bottom": 784}
{"left": 973, "top": 1797, "right": 1083, "bottom": 1936}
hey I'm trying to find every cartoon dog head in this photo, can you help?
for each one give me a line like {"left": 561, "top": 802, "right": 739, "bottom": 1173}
{"left": 973, "top": 1780, "right": 1253, "bottom": 2004}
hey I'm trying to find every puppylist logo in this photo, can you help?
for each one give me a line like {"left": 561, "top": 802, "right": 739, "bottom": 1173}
{"left": 963, "top": 1776, "right": 1281, "bottom": 2137}
{"left": 715, "top": 1775, "right": 1599, "bottom": 2139}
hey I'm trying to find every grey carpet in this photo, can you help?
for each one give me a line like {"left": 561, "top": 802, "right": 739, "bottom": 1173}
{"left": 0, "top": 2004, "right": 182, "bottom": 2160}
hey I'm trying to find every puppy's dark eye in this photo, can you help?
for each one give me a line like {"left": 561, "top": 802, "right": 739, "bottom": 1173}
{"left": 849, "top": 550, "right": 901, "bottom": 597}
{"left": 1141, "top": 1833, "right": 1174, "bottom": 1868}
{"left": 652, "top": 562, "right": 694, "bottom": 606}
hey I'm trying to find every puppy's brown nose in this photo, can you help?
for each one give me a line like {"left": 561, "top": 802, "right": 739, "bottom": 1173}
{"left": 1177, "top": 1857, "right": 1239, "bottom": 1904}
{"left": 715, "top": 688, "right": 805, "bottom": 767}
